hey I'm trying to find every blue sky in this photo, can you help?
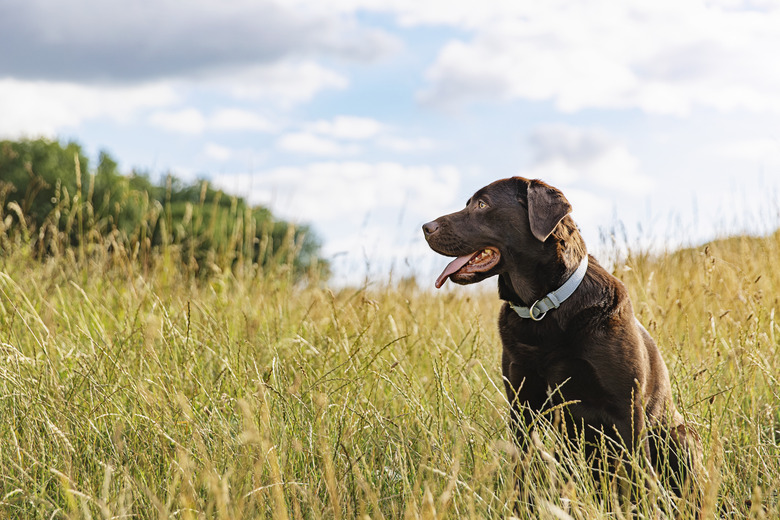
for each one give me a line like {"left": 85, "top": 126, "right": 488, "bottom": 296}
{"left": 2, "top": 0, "right": 780, "bottom": 285}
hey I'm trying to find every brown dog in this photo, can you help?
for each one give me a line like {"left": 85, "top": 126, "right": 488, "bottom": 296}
{"left": 423, "top": 177, "right": 701, "bottom": 500}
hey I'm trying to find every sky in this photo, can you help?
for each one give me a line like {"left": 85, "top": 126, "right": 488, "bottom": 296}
{"left": 2, "top": 0, "right": 780, "bottom": 286}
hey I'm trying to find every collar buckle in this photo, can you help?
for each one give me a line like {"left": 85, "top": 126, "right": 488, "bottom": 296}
{"left": 529, "top": 300, "right": 548, "bottom": 321}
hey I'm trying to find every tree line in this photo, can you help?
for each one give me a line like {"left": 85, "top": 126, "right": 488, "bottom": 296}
{"left": 0, "top": 138, "right": 327, "bottom": 278}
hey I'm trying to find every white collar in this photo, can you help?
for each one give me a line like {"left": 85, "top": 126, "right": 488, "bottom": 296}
{"left": 509, "top": 255, "right": 589, "bottom": 321}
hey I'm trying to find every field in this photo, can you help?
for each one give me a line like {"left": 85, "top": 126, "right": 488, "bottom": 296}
{"left": 2, "top": 227, "right": 780, "bottom": 518}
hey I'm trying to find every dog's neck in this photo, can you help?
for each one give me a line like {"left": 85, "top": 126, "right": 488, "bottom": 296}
{"left": 498, "top": 260, "right": 583, "bottom": 307}
{"left": 498, "top": 221, "right": 587, "bottom": 307}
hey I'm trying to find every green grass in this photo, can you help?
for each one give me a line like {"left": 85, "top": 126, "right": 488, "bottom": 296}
{"left": 1, "top": 228, "right": 780, "bottom": 518}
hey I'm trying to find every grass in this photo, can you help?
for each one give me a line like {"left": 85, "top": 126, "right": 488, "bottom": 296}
{"left": 1, "top": 222, "right": 780, "bottom": 518}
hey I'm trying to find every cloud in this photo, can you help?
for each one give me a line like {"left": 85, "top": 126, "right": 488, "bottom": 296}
{"left": 213, "top": 161, "right": 461, "bottom": 222}
{"left": 149, "top": 107, "right": 278, "bottom": 135}
{"left": 276, "top": 133, "right": 361, "bottom": 156}
{"left": 0, "top": 78, "right": 179, "bottom": 137}
{"left": 522, "top": 125, "right": 652, "bottom": 195}
{"left": 210, "top": 109, "right": 275, "bottom": 133}
{"left": 278, "top": 115, "right": 436, "bottom": 155}
{"left": 148, "top": 108, "right": 207, "bottom": 134}
{"left": 208, "top": 61, "right": 349, "bottom": 105}
{"left": 528, "top": 125, "right": 614, "bottom": 167}
{"left": 415, "top": 1, "right": 780, "bottom": 115}
{"left": 377, "top": 136, "right": 437, "bottom": 152}
{"left": 305, "top": 116, "right": 385, "bottom": 140}
{"left": 516, "top": 124, "right": 655, "bottom": 246}
{"left": 292, "top": 115, "right": 437, "bottom": 153}
{"left": 0, "top": 61, "right": 343, "bottom": 138}
{"left": 719, "top": 137, "right": 780, "bottom": 163}
{"left": 0, "top": 0, "right": 397, "bottom": 83}
{"left": 204, "top": 143, "right": 232, "bottom": 161}
{"left": 719, "top": 137, "right": 780, "bottom": 160}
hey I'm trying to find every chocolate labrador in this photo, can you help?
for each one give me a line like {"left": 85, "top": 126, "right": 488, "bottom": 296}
{"left": 423, "top": 177, "right": 701, "bottom": 501}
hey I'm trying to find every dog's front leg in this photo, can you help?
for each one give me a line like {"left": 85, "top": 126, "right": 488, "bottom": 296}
{"left": 502, "top": 356, "right": 548, "bottom": 447}
{"left": 502, "top": 354, "right": 548, "bottom": 508}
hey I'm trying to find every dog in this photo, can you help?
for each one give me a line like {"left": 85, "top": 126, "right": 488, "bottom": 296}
{"left": 423, "top": 177, "right": 701, "bottom": 504}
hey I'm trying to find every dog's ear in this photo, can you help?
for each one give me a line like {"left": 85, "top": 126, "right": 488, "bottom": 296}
{"left": 527, "top": 179, "right": 572, "bottom": 242}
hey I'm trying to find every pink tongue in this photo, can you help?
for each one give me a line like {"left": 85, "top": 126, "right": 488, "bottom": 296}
{"left": 435, "top": 253, "right": 476, "bottom": 289}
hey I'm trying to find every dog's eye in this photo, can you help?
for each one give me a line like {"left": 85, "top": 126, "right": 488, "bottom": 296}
{"left": 478, "top": 200, "right": 488, "bottom": 209}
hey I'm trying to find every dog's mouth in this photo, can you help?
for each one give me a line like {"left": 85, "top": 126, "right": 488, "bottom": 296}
{"left": 435, "top": 247, "right": 501, "bottom": 288}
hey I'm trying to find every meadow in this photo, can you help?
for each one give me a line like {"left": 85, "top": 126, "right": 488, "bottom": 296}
{"left": 1, "top": 210, "right": 779, "bottom": 518}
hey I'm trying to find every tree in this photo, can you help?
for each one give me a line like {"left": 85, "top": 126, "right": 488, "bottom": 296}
{"left": 0, "top": 138, "right": 328, "bottom": 278}
{"left": 0, "top": 138, "right": 89, "bottom": 224}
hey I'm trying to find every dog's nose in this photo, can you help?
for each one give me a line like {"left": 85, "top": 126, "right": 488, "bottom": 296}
{"left": 422, "top": 221, "right": 440, "bottom": 236}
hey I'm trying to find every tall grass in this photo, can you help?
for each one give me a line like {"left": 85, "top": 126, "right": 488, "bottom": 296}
{"left": 1, "top": 193, "right": 779, "bottom": 517}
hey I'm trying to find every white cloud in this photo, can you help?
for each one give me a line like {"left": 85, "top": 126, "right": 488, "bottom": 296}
{"left": 150, "top": 107, "right": 278, "bottom": 135}
{"left": 557, "top": 187, "right": 613, "bottom": 233}
{"left": 585, "top": 147, "right": 651, "bottom": 195}
{"left": 298, "top": 115, "right": 436, "bottom": 153}
{"left": 214, "top": 161, "right": 461, "bottom": 222}
{"left": 305, "top": 115, "right": 384, "bottom": 140}
{"left": 413, "top": 1, "right": 780, "bottom": 115}
{"left": 522, "top": 125, "right": 652, "bottom": 195}
{"left": 211, "top": 61, "right": 349, "bottom": 106}
{"left": 204, "top": 143, "right": 232, "bottom": 161}
{"left": 148, "top": 108, "right": 206, "bottom": 134}
{"left": 378, "top": 136, "right": 437, "bottom": 152}
{"left": 210, "top": 109, "right": 275, "bottom": 132}
{"left": 0, "top": 61, "right": 345, "bottom": 138}
{"left": 719, "top": 137, "right": 780, "bottom": 166}
{"left": 0, "top": 79, "right": 179, "bottom": 137}
{"left": 276, "top": 132, "right": 360, "bottom": 156}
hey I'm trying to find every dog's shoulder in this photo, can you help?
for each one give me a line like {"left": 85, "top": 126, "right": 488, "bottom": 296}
{"left": 575, "top": 258, "right": 635, "bottom": 324}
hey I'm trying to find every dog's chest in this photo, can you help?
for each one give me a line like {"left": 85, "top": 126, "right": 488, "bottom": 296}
{"left": 499, "top": 312, "right": 563, "bottom": 360}
{"left": 498, "top": 314, "right": 588, "bottom": 384}
{"left": 504, "top": 340, "right": 565, "bottom": 379}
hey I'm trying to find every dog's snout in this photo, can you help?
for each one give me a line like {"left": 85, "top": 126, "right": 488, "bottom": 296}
{"left": 422, "top": 221, "right": 440, "bottom": 237}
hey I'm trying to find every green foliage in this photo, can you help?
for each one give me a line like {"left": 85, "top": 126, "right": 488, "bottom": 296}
{"left": 0, "top": 138, "right": 327, "bottom": 278}
{"left": 0, "top": 138, "right": 89, "bottom": 223}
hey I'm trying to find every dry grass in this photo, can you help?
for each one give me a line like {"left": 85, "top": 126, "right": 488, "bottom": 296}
{"left": 1, "top": 223, "right": 779, "bottom": 518}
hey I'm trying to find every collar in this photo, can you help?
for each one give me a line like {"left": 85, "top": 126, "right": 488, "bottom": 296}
{"left": 509, "top": 255, "right": 589, "bottom": 321}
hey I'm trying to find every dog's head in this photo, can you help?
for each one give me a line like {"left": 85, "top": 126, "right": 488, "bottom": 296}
{"left": 422, "top": 177, "right": 580, "bottom": 289}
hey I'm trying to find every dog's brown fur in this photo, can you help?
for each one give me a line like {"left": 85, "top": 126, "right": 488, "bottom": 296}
{"left": 423, "top": 177, "right": 701, "bottom": 499}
